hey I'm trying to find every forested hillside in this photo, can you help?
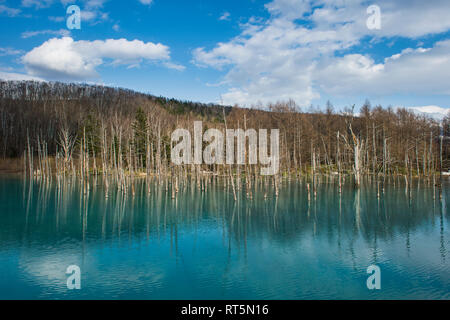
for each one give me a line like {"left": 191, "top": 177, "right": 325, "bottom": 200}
{"left": 0, "top": 80, "right": 448, "bottom": 178}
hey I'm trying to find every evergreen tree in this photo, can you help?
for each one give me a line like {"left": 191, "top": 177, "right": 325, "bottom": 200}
{"left": 79, "top": 113, "right": 101, "bottom": 157}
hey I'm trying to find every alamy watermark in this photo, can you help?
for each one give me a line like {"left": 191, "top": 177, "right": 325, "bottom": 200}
{"left": 171, "top": 121, "right": 280, "bottom": 175}
{"left": 66, "top": 5, "right": 81, "bottom": 30}
{"left": 366, "top": 5, "right": 381, "bottom": 30}
{"left": 366, "top": 265, "right": 381, "bottom": 290}
{"left": 66, "top": 265, "right": 81, "bottom": 290}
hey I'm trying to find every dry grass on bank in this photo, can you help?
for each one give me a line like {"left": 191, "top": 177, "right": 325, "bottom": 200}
{"left": 0, "top": 158, "right": 23, "bottom": 174}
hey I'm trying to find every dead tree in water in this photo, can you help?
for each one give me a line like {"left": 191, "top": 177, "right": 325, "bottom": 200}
{"left": 223, "top": 108, "right": 237, "bottom": 201}
{"left": 336, "top": 131, "right": 342, "bottom": 193}
{"left": 340, "top": 123, "right": 364, "bottom": 187}
{"left": 57, "top": 125, "right": 76, "bottom": 175}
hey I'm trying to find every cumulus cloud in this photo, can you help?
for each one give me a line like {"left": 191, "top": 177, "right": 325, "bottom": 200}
{"left": 315, "top": 41, "right": 450, "bottom": 96}
{"left": 193, "top": 0, "right": 450, "bottom": 107}
{"left": 374, "top": 0, "right": 450, "bottom": 38}
{"left": 22, "top": 37, "right": 182, "bottom": 81}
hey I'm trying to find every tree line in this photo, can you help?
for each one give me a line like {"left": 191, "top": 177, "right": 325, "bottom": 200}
{"left": 0, "top": 80, "right": 448, "bottom": 186}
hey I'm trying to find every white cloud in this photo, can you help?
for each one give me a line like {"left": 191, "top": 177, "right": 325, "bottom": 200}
{"left": 81, "top": 10, "right": 99, "bottom": 21}
{"left": 84, "top": 0, "right": 107, "bottom": 9}
{"left": 22, "top": 37, "right": 181, "bottom": 81}
{"left": 59, "top": 0, "right": 72, "bottom": 6}
{"left": 0, "top": 4, "right": 21, "bottom": 16}
{"left": 219, "top": 12, "right": 230, "bottom": 21}
{"left": 0, "top": 47, "right": 24, "bottom": 56}
{"left": 265, "top": 0, "right": 311, "bottom": 20}
{"left": 266, "top": 0, "right": 450, "bottom": 39}
{"left": 139, "top": 0, "right": 153, "bottom": 5}
{"left": 315, "top": 40, "right": 450, "bottom": 96}
{"left": 193, "top": 0, "right": 450, "bottom": 107}
{"left": 405, "top": 106, "right": 449, "bottom": 121}
{"left": 67, "top": 0, "right": 109, "bottom": 24}
{"left": 0, "top": 71, "right": 44, "bottom": 81}
{"left": 163, "top": 62, "right": 186, "bottom": 71}
{"left": 375, "top": 0, "right": 450, "bottom": 38}
{"left": 21, "top": 0, "right": 53, "bottom": 9}
{"left": 21, "top": 29, "right": 70, "bottom": 39}
{"left": 48, "top": 16, "right": 64, "bottom": 22}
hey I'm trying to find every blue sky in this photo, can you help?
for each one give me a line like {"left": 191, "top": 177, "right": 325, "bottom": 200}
{"left": 0, "top": 0, "right": 450, "bottom": 117}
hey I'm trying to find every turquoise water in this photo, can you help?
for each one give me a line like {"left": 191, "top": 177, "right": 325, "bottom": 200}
{"left": 0, "top": 176, "right": 448, "bottom": 300}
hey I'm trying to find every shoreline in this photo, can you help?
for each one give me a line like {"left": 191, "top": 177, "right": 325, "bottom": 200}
{"left": 0, "top": 158, "right": 23, "bottom": 175}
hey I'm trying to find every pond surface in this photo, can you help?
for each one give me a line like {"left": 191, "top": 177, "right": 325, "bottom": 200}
{"left": 0, "top": 176, "right": 448, "bottom": 300}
